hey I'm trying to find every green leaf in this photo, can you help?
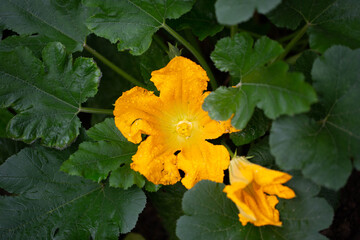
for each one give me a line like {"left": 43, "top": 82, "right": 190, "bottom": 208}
{"left": 0, "top": 108, "right": 13, "bottom": 138}
{"left": 87, "top": 118, "right": 127, "bottom": 143}
{"left": 292, "top": 50, "right": 319, "bottom": 84}
{"left": 61, "top": 118, "right": 146, "bottom": 190}
{"left": 85, "top": 0, "right": 195, "bottom": 55}
{"left": 148, "top": 183, "right": 187, "bottom": 240}
{"left": 170, "top": 0, "right": 223, "bottom": 40}
{"left": 61, "top": 141, "right": 137, "bottom": 183}
{"left": 210, "top": 33, "right": 284, "bottom": 80}
{"left": 270, "top": 46, "right": 360, "bottom": 190}
{"left": 230, "top": 109, "right": 270, "bottom": 146}
{"left": 0, "top": 138, "right": 26, "bottom": 164}
{"left": 268, "top": 0, "right": 360, "bottom": 52}
{"left": 176, "top": 180, "right": 333, "bottom": 240}
{"left": 215, "top": 0, "right": 281, "bottom": 25}
{"left": 0, "top": 146, "right": 146, "bottom": 239}
{"left": 247, "top": 137, "right": 277, "bottom": 169}
{"left": 203, "top": 62, "right": 317, "bottom": 129}
{"left": 0, "top": 42, "right": 101, "bottom": 148}
{"left": 0, "top": 0, "right": 90, "bottom": 52}
{"left": 0, "top": 35, "right": 52, "bottom": 58}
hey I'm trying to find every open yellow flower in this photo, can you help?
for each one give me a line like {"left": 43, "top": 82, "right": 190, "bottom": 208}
{"left": 113, "top": 56, "right": 238, "bottom": 189}
{"left": 224, "top": 156, "right": 295, "bottom": 226}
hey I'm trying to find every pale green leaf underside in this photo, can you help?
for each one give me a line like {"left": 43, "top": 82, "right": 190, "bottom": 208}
{"left": 0, "top": 42, "right": 101, "bottom": 148}
{"left": 176, "top": 180, "right": 333, "bottom": 240}
{"left": 215, "top": 0, "right": 281, "bottom": 25}
{"left": 268, "top": 0, "right": 360, "bottom": 52}
{"left": 0, "top": 0, "right": 90, "bottom": 52}
{"left": 85, "top": 0, "right": 195, "bottom": 55}
{"left": 0, "top": 146, "right": 146, "bottom": 239}
{"left": 270, "top": 46, "right": 360, "bottom": 190}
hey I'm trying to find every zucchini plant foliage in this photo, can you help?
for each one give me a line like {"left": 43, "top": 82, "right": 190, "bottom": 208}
{"left": 0, "top": 0, "right": 359, "bottom": 239}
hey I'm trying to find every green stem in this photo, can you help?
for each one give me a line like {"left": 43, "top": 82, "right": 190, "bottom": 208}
{"left": 162, "top": 23, "right": 218, "bottom": 90}
{"left": 276, "top": 24, "right": 309, "bottom": 61}
{"left": 238, "top": 28, "right": 262, "bottom": 38}
{"left": 222, "top": 140, "right": 234, "bottom": 158}
{"left": 79, "top": 107, "right": 113, "bottom": 115}
{"left": 83, "top": 44, "right": 146, "bottom": 88}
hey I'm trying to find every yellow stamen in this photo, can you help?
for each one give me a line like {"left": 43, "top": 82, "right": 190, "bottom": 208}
{"left": 176, "top": 120, "right": 193, "bottom": 138}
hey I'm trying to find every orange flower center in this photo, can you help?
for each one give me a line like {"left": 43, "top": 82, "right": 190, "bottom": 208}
{"left": 176, "top": 120, "right": 193, "bottom": 138}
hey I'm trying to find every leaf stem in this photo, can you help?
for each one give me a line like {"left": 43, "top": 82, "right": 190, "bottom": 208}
{"left": 222, "top": 139, "right": 234, "bottom": 158}
{"left": 162, "top": 23, "right": 218, "bottom": 90}
{"left": 83, "top": 44, "right": 146, "bottom": 88}
{"left": 79, "top": 107, "right": 113, "bottom": 115}
{"left": 277, "top": 24, "right": 309, "bottom": 61}
{"left": 230, "top": 25, "right": 238, "bottom": 38}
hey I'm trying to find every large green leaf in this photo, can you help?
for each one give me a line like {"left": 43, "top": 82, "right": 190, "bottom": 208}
{"left": 210, "top": 33, "right": 284, "bottom": 80}
{"left": 203, "top": 33, "right": 316, "bottom": 129}
{"left": 215, "top": 0, "right": 281, "bottom": 25}
{"left": 0, "top": 0, "right": 90, "bottom": 52}
{"left": 85, "top": 0, "right": 195, "bottom": 55}
{"left": 0, "top": 146, "right": 146, "bottom": 239}
{"left": 0, "top": 42, "right": 101, "bottom": 148}
{"left": 171, "top": 0, "right": 223, "bottom": 40}
{"left": 270, "top": 46, "right": 360, "bottom": 190}
{"left": 268, "top": 0, "right": 360, "bottom": 52}
{"left": 61, "top": 118, "right": 147, "bottom": 190}
{"left": 176, "top": 180, "right": 333, "bottom": 240}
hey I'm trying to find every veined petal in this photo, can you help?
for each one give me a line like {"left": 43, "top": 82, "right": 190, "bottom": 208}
{"left": 131, "top": 136, "right": 180, "bottom": 185}
{"left": 151, "top": 56, "right": 209, "bottom": 104}
{"left": 252, "top": 165, "right": 293, "bottom": 186}
{"left": 263, "top": 184, "right": 296, "bottom": 199}
{"left": 114, "top": 87, "right": 162, "bottom": 143}
{"left": 178, "top": 141, "right": 229, "bottom": 189}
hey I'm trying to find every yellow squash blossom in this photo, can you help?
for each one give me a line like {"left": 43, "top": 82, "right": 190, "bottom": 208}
{"left": 114, "top": 56, "right": 238, "bottom": 189}
{"left": 224, "top": 156, "right": 295, "bottom": 226}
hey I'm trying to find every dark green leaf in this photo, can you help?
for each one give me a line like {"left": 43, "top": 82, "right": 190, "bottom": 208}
{"left": 85, "top": 0, "right": 195, "bottom": 55}
{"left": 0, "top": 108, "right": 13, "bottom": 137}
{"left": 0, "top": 146, "right": 146, "bottom": 239}
{"left": 247, "top": 137, "right": 276, "bottom": 169}
{"left": 211, "top": 33, "right": 283, "bottom": 80}
{"left": 171, "top": 0, "right": 223, "bottom": 40}
{"left": 203, "top": 62, "right": 317, "bottom": 129}
{"left": 176, "top": 180, "right": 333, "bottom": 240}
{"left": 230, "top": 109, "right": 270, "bottom": 146}
{"left": 270, "top": 46, "right": 360, "bottom": 190}
{"left": 61, "top": 118, "right": 146, "bottom": 190}
{"left": 0, "top": 138, "right": 26, "bottom": 164}
{"left": 0, "top": 42, "right": 101, "bottom": 148}
{"left": 87, "top": 118, "right": 127, "bottom": 143}
{"left": 215, "top": 0, "right": 281, "bottom": 25}
{"left": 268, "top": 0, "right": 360, "bottom": 52}
{"left": 0, "top": 0, "right": 90, "bottom": 52}
{"left": 61, "top": 141, "right": 137, "bottom": 184}
{"left": 148, "top": 183, "right": 187, "bottom": 240}
{"left": 292, "top": 50, "right": 319, "bottom": 84}
{"left": 0, "top": 35, "right": 52, "bottom": 58}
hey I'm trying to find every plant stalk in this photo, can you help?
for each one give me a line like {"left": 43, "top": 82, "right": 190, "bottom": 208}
{"left": 162, "top": 23, "right": 218, "bottom": 90}
{"left": 83, "top": 44, "right": 146, "bottom": 88}
{"left": 79, "top": 107, "right": 113, "bottom": 115}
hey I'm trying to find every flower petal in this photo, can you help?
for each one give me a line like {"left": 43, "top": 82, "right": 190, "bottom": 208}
{"left": 114, "top": 87, "right": 162, "bottom": 143}
{"left": 151, "top": 56, "right": 209, "bottom": 103}
{"left": 263, "top": 184, "right": 296, "bottom": 199}
{"left": 178, "top": 141, "right": 229, "bottom": 189}
{"left": 131, "top": 136, "right": 180, "bottom": 185}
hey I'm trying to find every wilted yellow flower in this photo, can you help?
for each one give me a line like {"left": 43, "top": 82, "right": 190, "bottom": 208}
{"left": 114, "top": 56, "right": 238, "bottom": 189}
{"left": 224, "top": 156, "right": 295, "bottom": 226}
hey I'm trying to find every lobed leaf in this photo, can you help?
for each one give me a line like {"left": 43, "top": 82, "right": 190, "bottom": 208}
{"left": 0, "top": 42, "right": 101, "bottom": 148}
{"left": 215, "top": 0, "right": 281, "bottom": 25}
{"left": 0, "top": 0, "right": 90, "bottom": 52}
{"left": 270, "top": 46, "right": 360, "bottom": 190}
{"left": 268, "top": 0, "right": 360, "bottom": 52}
{"left": 0, "top": 146, "right": 146, "bottom": 239}
{"left": 176, "top": 180, "right": 333, "bottom": 240}
{"left": 85, "top": 0, "right": 195, "bottom": 55}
